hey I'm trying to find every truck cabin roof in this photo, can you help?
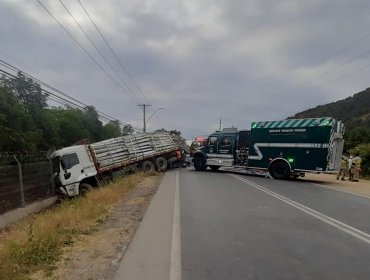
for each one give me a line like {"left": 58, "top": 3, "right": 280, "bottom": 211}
{"left": 50, "top": 145, "right": 87, "bottom": 159}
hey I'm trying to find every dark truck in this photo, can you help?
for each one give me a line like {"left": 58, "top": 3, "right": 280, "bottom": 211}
{"left": 193, "top": 117, "right": 345, "bottom": 179}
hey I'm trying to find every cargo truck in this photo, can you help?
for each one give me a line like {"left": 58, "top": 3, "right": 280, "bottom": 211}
{"left": 50, "top": 132, "right": 177, "bottom": 197}
{"left": 193, "top": 117, "right": 345, "bottom": 179}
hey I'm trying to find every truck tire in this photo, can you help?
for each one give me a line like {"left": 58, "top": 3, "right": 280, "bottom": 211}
{"left": 194, "top": 157, "right": 207, "bottom": 171}
{"left": 79, "top": 183, "right": 92, "bottom": 197}
{"left": 142, "top": 160, "right": 155, "bottom": 173}
{"left": 210, "top": 165, "right": 220, "bottom": 172}
{"left": 167, "top": 157, "right": 177, "bottom": 169}
{"left": 155, "top": 157, "right": 168, "bottom": 171}
{"left": 269, "top": 161, "right": 290, "bottom": 180}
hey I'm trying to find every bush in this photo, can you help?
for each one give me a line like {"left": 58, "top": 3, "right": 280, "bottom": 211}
{"left": 350, "top": 143, "right": 370, "bottom": 177}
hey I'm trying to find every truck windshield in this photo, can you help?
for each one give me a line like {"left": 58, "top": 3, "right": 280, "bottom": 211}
{"left": 61, "top": 153, "right": 80, "bottom": 170}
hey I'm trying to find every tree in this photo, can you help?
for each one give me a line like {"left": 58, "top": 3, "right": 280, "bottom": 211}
{"left": 7, "top": 72, "right": 48, "bottom": 111}
{"left": 0, "top": 84, "right": 43, "bottom": 151}
{"left": 345, "top": 126, "right": 370, "bottom": 151}
{"left": 350, "top": 143, "right": 370, "bottom": 177}
{"left": 83, "top": 106, "right": 103, "bottom": 142}
{"left": 122, "top": 124, "right": 134, "bottom": 136}
{"left": 102, "top": 121, "right": 122, "bottom": 139}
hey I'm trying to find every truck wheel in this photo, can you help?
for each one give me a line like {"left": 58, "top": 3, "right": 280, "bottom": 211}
{"left": 167, "top": 157, "right": 177, "bottom": 169}
{"left": 269, "top": 161, "right": 290, "bottom": 180}
{"left": 79, "top": 183, "right": 92, "bottom": 197}
{"left": 155, "top": 157, "right": 168, "bottom": 171}
{"left": 142, "top": 160, "right": 155, "bottom": 173}
{"left": 210, "top": 165, "right": 220, "bottom": 172}
{"left": 194, "top": 157, "right": 207, "bottom": 171}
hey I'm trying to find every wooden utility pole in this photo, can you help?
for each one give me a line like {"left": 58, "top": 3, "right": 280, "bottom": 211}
{"left": 138, "top": 104, "right": 151, "bottom": 132}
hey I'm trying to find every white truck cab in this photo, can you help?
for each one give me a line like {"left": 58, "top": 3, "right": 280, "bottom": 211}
{"left": 51, "top": 145, "right": 97, "bottom": 197}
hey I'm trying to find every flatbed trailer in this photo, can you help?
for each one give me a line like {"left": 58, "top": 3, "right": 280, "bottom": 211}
{"left": 51, "top": 132, "right": 177, "bottom": 197}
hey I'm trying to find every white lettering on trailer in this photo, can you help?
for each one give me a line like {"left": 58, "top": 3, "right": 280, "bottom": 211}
{"left": 248, "top": 143, "right": 329, "bottom": 160}
{"left": 269, "top": 128, "right": 307, "bottom": 133}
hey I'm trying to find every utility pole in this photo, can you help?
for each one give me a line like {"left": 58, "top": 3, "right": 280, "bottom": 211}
{"left": 138, "top": 104, "right": 151, "bottom": 132}
{"left": 219, "top": 117, "right": 222, "bottom": 131}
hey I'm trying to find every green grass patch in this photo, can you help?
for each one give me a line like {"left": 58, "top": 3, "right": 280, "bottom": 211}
{"left": 0, "top": 173, "right": 145, "bottom": 280}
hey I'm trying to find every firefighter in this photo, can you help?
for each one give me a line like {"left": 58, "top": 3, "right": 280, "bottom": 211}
{"left": 348, "top": 155, "right": 354, "bottom": 181}
{"left": 336, "top": 155, "right": 348, "bottom": 181}
{"left": 352, "top": 154, "right": 362, "bottom": 182}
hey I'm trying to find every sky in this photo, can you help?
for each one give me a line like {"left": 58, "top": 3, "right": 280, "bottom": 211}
{"left": 1, "top": 0, "right": 370, "bottom": 140}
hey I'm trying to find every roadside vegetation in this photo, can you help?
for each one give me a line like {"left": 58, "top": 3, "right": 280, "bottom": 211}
{"left": 0, "top": 173, "right": 145, "bottom": 280}
{"left": 0, "top": 72, "right": 185, "bottom": 154}
{"left": 350, "top": 143, "right": 370, "bottom": 178}
{"left": 292, "top": 88, "right": 370, "bottom": 177}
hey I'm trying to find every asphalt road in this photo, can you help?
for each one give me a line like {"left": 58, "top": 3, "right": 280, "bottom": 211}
{"left": 112, "top": 168, "right": 370, "bottom": 280}
{"left": 180, "top": 168, "right": 370, "bottom": 280}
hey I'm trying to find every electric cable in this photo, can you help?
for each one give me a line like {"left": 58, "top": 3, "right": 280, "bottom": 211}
{"left": 35, "top": 0, "right": 141, "bottom": 107}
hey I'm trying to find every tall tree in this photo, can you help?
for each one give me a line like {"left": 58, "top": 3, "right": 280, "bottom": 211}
{"left": 0, "top": 84, "right": 42, "bottom": 151}
{"left": 345, "top": 126, "right": 370, "bottom": 150}
{"left": 9, "top": 72, "right": 48, "bottom": 111}
{"left": 83, "top": 106, "right": 103, "bottom": 142}
{"left": 102, "top": 120, "right": 122, "bottom": 139}
{"left": 122, "top": 124, "right": 134, "bottom": 136}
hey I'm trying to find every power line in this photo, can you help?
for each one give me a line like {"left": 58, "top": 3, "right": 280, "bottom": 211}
{"left": 57, "top": 0, "right": 144, "bottom": 105}
{"left": 35, "top": 0, "right": 140, "bottom": 107}
{"left": 76, "top": 0, "right": 153, "bottom": 108}
{"left": 0, "top": 59, "right": 144, "bottom": 131}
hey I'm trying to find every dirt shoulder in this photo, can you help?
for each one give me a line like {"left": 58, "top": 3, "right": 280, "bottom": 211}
{"left": 302, "top": 173, "right": 370, "bottom": 197}
{"left": 49, "top": 174, "right": 163, "bottom": 280}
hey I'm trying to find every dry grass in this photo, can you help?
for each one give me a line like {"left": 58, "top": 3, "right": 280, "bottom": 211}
{"left": 0, "top": 173, "right": 145, "bottom": 280}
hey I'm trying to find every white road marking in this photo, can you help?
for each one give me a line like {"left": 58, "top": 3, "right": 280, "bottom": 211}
{"left": 170, "top": 170, "right": 182, "bottom": 280}
{"left": 311, "top": 183, "right": 370, "bottom": 200}
{"left": 230, "top": 174, "right": 370, "bottom": 245}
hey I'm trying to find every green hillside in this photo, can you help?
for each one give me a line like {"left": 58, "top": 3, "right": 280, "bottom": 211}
{"left": 292, "top": 88, "right": 370, "bottom": 176}
{"left": 292, "top": 87, "right": 370, "bottom": 128}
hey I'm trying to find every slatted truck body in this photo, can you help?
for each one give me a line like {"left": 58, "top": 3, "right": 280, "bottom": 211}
{"left": 51, "top": 132, "right": 177, "bottom": 197}
{"left": 193, "top": 117, "right": 345, "bottom": 179}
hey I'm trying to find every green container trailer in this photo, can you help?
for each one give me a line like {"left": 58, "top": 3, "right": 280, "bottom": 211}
{"left": 193, "top": 117, "right": 345, "bottom": 179}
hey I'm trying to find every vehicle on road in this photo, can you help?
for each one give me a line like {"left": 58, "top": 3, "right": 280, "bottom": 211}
{"left": 50, "top": 132, "right": 177, "bottom": 197}
{"left": 193, "top": 117, "right": 345, "bottom": 179}
{"left": 189, "top": 136, "right": 208, "bottom": 157}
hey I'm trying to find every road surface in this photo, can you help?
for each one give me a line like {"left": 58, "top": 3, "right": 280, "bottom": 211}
{"left": 113, "top": 168, "right": 370, "bottom": 280}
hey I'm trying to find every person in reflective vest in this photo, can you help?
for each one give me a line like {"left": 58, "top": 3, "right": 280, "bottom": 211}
{"left": 348, "top": 155, "right": 354, "bottom": 181}
{"left": 336, "top": 155, "right": 348, "bottom": 181}
{"left": 352, "top": 154, "right": 362, "bottom": 182}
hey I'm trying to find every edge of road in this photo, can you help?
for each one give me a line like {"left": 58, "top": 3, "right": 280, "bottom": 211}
{"left": 112, "top": 169, "right": 181, "bottom": 280}
{"left": 170, "top": 170, "right": 182, "bottom": 280}
{"left": 310, "top": 182, "right": 370, "bottom": 199}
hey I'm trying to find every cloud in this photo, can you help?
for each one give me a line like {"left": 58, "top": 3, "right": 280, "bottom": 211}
{"left": 1, "top": 0, "right": 370, "bottom": 139}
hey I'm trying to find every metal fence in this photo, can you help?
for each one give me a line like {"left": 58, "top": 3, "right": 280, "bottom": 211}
{"left": 0, "top": 153, "right": 54, "bottom": 214}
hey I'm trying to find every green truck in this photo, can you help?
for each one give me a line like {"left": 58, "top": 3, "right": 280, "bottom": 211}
{"left": 193, "top": 117, "right": 345, "bottom": 179}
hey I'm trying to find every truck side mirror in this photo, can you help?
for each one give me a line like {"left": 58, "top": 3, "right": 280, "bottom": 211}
{"left": 64, "top": 172, "right": 71, "bottom": 180}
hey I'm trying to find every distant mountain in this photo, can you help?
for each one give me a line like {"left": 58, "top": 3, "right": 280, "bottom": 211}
{"left": 292, "top": 87, "right": 370, "bottom": 129}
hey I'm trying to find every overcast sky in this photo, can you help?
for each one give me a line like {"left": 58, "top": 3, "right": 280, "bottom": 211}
{"left": 1, "top": 0, "right": 370, "bottom": 139}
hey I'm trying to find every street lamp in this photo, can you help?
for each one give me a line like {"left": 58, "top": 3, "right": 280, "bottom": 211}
{"left": 144, "top": 107, "right": 164, "bottom": 131}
